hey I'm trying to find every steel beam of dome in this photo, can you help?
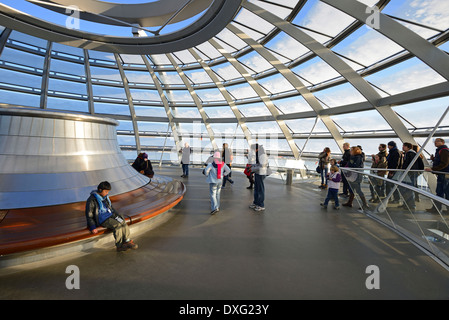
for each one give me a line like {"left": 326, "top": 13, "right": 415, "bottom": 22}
{"left": 40, "top": 41, "right": 52, "bottom": 109}
{"left": 187, "top": 47, "right": 253, "bottom": 147}
{"left": 321, "top": 0, "right": 449, "bottom": 82}
{"left": 165, "top": 53, "right": 218, "bottom": 151}
{"left": 226, "top": 23, "right": 345, "bottom": 152}
{"left": 83, "top": 49, "right": 95, "bottom": 115}
{"left": 141, "top": 55, "right": 182, "bottom": 152}
{"left": 208, "top": 38, "right": 301, "bottom": 160}
{"left": 114, "top": 53, "right": 141, "bottom": 154}
{"left": 243, "top": 1, "right": 417, "bottom": 147}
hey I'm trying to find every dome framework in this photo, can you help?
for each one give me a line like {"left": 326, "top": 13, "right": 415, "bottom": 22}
{"left": 0, "top": 0, "right": 448, "bottom": 168}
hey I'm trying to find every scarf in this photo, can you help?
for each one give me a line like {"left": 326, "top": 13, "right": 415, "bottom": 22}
{"left": 92, "top": 191, "right": 113, "bottom": 224}
{"left": 213, "top": 160, "right": 224, "bottom": 179}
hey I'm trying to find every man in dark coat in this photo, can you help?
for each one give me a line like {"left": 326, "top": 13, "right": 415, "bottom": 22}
{"left": 386, "top": 141, "right": 402, "bottom": 203}
{"left": 132, "top": 152, "right": 154, "bottom": 178}
{"left": 425, "top": 138, "right": 449, "bottom": 212}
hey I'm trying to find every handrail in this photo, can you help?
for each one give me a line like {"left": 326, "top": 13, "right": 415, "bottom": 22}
{"left": 340, "top": 167, "right": 449, "bottom": 208}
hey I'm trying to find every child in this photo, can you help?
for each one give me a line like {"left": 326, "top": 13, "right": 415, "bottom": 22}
{"left": 320, "top": 165, "right": 342, "bottom": 210}
{"left": 244, "top": 163, "right": 255, "bottom": 189}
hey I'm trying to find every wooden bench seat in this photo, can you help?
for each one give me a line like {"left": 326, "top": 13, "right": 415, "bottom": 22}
{"left": 0, "top": 176, "right": 185, "bottom": 255}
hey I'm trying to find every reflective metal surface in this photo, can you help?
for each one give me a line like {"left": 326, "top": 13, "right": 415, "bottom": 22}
{"left": 0, "top": 107, "right": 149, "bottom": 209}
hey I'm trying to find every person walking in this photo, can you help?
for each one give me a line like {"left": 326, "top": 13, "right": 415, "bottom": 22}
{"left": 85, "top": 181, "right": 138, "bottom": 252}
{"left": 248, "top": 143, "right": 268, "bottom": 212}
{"left": 180, "top": 142, "right": 192, "bottom": 178}
{"left": 368, "top": 154, "right": 387, "bottom": 203}
{"left": 203, "top": 151, "right": 231, "bottom": 215}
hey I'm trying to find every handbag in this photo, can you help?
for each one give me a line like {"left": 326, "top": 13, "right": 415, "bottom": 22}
{"left": 316, "top": 165, "right": 322, "bottom": 174}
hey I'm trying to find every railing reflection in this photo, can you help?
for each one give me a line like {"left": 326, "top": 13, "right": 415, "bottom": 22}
{"left": 341, "top": 167, "right": 449, "bottom": 268}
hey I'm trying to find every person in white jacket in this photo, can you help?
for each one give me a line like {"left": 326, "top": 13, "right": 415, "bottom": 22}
{"left": 248, "top": 143, "right": 268, "bottom": 212}
{"left": 203, "top": 151, "right": 231, "bottom": 214}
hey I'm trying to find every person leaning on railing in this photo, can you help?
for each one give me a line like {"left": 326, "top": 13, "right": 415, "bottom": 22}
{"left": 424, "top": 138, "right": 449, "bottom": 213}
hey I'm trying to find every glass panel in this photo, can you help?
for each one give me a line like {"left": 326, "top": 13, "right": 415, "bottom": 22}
{"left": 292, "top": 56, "right": 341, "bottom": 85}
{"left": 237, "top": 51, "right": 273, "bottom": 75}
{"left": 211, "top": 62, "right": 244, "bottom": 81}
{"left": 331, "top": 27, "right": 405, "bottom": 67}
{"left": 48, "top": 78, "right": 87, "bottom": 96}
{"left": 0, "top": 68, "right": 42, "bottom": 89}
{"left": 184, "top": 69, "right": 213, "bottom": 85}
{"left": 226, "top": 83, "right": 259, "bottom": 100}
{"left": 157, "top": 71, "right": 184, "bottom": 85}
{"left": 291, "top": 0, "right": 355, "bottom": 39}
{"left": 165, "top": 90, "right": 194, "bottom": 103}
{"left": 47, "top": 96, "right": 88, "bottom": 113}
{"left": 0, "top": 88, "right": 40, "bottom": 107}
{"left": 204, "top": 106, "right": 235, "bottom": 118}
{"left": 233, "top": 8, "right": 276, "bottom": 39}
{"left": 195, "top": 88, "right": 225, "bottom": 102}
{"left": 171, "top": 107, "right": 201, "bottom": 118}
{"left": 313, "top": 83, "right": 367, "bottom": 107}
{"left": 124, "top": 70, "right": 154, "bottom": 85}
{"left": 130, "top": 89, "right": 161, "bottom": 103}
{"left": 265, "top": 32, "right": 310, "bottom": 61}
{"left": 257, "top": 73, "right": 296, "bottom": 95}
{"left": 90, "top": 66, "right": 122, "bottom": 83}
{"left": 8, "top": 30, "right": 47, "bottom": 49}
{"left": 342, "top": 167, "right": 449, "bottom": 266}
{"left": 365, "top": 57, "right": 446, "bottom": 95}
{"left": 50, "top": 58, "right": 85, "bottom": 77}
{"left": 237, "top": 102, "right": 271, "bottom": 117}
{"left": 273, "top": 95, "right": 314, "bottom": 114}
{"left": 134, "top": 106, "right": 167, "bottom": 118}
{"left": 383, "top": 0, "right": 449, "bottom": 40}
{"left": 94, "top": 102, "right": 130, "bottom": 116}
{"left": 0, "top": 47, "right": 45, "bottom": 70}
{"left": 92, "top": 85, "right": 127, "bottom": 101}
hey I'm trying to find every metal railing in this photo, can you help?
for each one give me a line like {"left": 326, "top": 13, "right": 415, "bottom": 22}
{"left": 341, "top": 167, "right": 449, "bottom": 269}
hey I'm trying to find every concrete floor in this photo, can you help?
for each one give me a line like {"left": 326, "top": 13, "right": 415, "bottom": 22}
{"left": 1, "top": 166, "right": 449, "bottom": 300}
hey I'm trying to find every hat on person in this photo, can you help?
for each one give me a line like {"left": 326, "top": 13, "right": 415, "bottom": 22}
{"left": 388, "top": 141, "right": 396, "bottom": 147}
{"left": 213, "top": 151, "right": 221, "bottom": 159}
{"left": 142, "top": 153, "right": 148, "bottom": 159}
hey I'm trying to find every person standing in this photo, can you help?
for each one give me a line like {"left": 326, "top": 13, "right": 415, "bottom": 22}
{"left": 203, "top": 151, "right": 231, "bottom": 215}
{"left": 342, "top": 146, "right": 369, "bottom": 209}
{"left": 369, "top": 154, "right": 387, "bottom": 203}
{"left": 400, "top": 142, "right": 420, "bottom": 211}
{"left": 248, "top": 143, "right": 268, "bottom": 212}
{"left": 318, "top": 147, "right": 331, "bottom": 189}
{"left": 386, "top": 141, "right": 402, "bottom": 203}
{"left": 425, "top": 138, "right": 449, "bottom": 213}
{"left": 339, "top": 142, "right": 351, "bottom": 197}
{"left": 180, "top": 142, "right": 192, "bottom": 178}
{"left": 221, "top": 143, "right": 234, "bottom": 187}
{"left": 320, "top": 165, "right": 342, "bottom": 210}
{"left": 85, "top": 181, "right": 138, "bottom": 252}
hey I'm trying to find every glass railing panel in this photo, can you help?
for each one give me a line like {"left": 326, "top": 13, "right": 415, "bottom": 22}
{"left": 341, "top": 168, "right": 449, "bottom": 267}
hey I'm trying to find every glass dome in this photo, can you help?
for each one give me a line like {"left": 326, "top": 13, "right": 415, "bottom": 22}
{"left": 0, "top": 0, "right": 448, "bottom": 170}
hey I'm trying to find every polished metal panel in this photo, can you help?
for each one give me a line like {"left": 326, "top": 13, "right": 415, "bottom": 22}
{"left": 0, "top": 107, "right": 149, "bottom": 209}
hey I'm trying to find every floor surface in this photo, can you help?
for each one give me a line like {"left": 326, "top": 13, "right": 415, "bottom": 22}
{"left": 1, "top": 166, "right": 449, "bottom": 300}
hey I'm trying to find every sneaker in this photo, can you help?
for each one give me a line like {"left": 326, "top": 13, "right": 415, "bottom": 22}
{"left": 249, "top": 203, "right": 257, "bottom": 209}
{"left": 320, "top": 203, "right": 327, "bottom": 209}
{"left": 124, "top": 240, "right": 138, "bottom": 250}
{"left": 254, "top": 206, "right": 265, "bottom": 212}
{"left": 210, "top": 209, "right": 218, "bottom": 215}
{"left": 117, "top": 245, "right": 128, "bottom": 252}
{"left": 334, "top": 206, "right": 340, "bottom": 210}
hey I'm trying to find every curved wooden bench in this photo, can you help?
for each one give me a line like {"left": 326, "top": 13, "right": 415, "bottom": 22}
{"left": 0, "top": 175, "right": 185, "bottom": 255}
